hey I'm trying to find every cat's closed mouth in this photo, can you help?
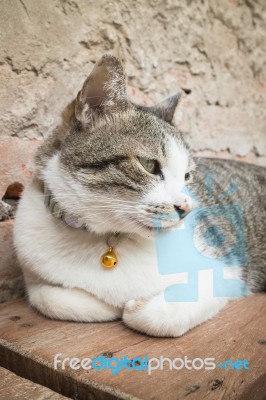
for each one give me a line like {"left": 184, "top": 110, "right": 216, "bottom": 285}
{"left": 129, "top": 216, "right": 185, "bottom": 232}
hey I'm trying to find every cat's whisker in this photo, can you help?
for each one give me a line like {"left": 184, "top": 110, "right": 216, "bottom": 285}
{"left": 36, "top": 193, "right": 140, "bottom": 206}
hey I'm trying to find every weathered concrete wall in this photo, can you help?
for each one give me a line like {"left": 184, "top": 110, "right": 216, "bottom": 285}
{"left": 1, "top": 0, "right": 266, "bottom": 162}
{"left": 0, "top": 0, "right": 265, "bottom": 300}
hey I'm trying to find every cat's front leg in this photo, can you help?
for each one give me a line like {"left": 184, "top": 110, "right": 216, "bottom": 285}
{"left": 27, "top": 283, "right": 122, "bottom": 322}
{"left": 122, "top": 294, "right": 228, "bottom": 337}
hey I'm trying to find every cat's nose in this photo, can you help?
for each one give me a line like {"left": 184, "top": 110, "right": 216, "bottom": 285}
{"left": 173, "top": 196, "right": 192, "bottom": 218}
{"left": 174, "top": 205, "right": 186, "bottom": 218}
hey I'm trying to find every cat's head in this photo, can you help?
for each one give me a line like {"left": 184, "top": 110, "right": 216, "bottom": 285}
{"left": 43, "top": 54, "right": 195, "bottom": 238}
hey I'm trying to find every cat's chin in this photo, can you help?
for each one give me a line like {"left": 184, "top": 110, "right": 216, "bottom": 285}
{"left": 127, "top": 216, "right": 184, "bottom": 236}
{"left": 85, "top": 219, "right": 181, "bottom": 241}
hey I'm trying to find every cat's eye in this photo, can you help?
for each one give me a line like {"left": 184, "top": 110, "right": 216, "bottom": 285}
{"left": 185, "top": 172, "right": 191, "bottom": 181}
{"left": 138, "top": 157, "right": 160, "bottom": 175}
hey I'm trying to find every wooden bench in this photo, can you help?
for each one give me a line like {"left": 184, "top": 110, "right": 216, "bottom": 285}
{"left": 0, "top": 295, "right": 265, "bottom": 399}
{"left": 0, "top": 367, "right": 70, "bottom": 399}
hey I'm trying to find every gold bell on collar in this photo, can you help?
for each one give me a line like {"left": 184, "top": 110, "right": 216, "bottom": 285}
{"left": 101, "top": 246, "right": 117, "bottom": 268}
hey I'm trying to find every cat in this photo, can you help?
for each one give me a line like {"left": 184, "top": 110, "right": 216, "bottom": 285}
{"left": 13, "top": 54, "right": 266, "bottom": 337}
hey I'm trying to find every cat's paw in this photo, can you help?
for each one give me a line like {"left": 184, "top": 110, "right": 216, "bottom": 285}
{"left": 122, "top": 297, "right": 188, "bottom": 337}
{"left": 123, "top": 294, "right": 228, "bottom": 337}
{"left": 124, "top": 299, "right": 148, "bottom": 313}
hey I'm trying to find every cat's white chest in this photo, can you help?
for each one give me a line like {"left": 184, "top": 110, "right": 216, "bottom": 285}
{"left": 14, "top": 182, "right": 180, "bottom": 308}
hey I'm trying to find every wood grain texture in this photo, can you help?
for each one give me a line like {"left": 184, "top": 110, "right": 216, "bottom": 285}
{"left": 0, "top": 295, "right": 265, "bottom": 400}
{"left": 0, "top": 366, "right": 70, "bottom": 399}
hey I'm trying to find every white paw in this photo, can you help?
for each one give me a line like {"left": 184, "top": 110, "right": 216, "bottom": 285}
{"left": 123, "top": 297, "right": 188, "bottom": 337}
{"left": 124, "top": 299, "right": 148, "bottom": 313}
{"left": 123, "top": 295, "right": 227, "bottom": 337}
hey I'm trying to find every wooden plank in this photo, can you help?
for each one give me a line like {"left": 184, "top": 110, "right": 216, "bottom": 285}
{"left": 0, "top": 366, "right": 70, "bottom": 399}
{"left": 0, "top": 295, "right": 265, "bottom": 400}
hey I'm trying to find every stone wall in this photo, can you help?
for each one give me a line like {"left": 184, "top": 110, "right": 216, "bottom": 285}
{"left": 0, "top": 0, "right": 265, "bottom": 300}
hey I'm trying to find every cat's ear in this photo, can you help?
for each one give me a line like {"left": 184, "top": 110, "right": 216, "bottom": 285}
{"left": 75, "top": 54, "right": 129, "bottom": 124}
{"left": 138, "top": 92, "right": 183, "bottom": 124}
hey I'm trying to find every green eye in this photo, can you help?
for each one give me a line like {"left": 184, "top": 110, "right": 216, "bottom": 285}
{"left": 138, "top": 158, "right": 158, "bottom": 174}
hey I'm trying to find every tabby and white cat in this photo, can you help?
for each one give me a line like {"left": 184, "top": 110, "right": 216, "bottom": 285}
{"left": 14, "top": 55, "right": 266, "bottom": 337}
